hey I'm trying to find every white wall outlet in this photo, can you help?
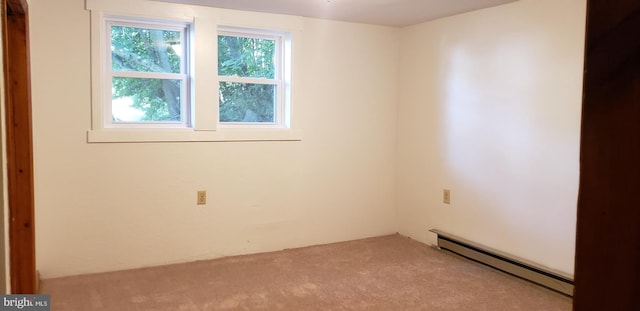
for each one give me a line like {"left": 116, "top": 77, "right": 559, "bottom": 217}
{"left": 197, "top": 190, "right": 206, "bottom": 205}
{"left": 443, "top": 189, "right": 451, "bottom": 204}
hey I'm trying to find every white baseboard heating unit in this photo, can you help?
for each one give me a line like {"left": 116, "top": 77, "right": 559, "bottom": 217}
{"left": 430, "top": 229, "right": 574, "bottom": 296}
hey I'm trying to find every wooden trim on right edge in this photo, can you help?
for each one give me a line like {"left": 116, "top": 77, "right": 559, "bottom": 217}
{"left": 2, "top": 0, "right": 36, "bottom": 294}
{"left": 573, "top": 0, "right": 640, "bottom": 309}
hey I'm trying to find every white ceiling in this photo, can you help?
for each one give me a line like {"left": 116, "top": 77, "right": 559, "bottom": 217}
{"left": 150, "top": 0, "right": 519, "bottom": 27}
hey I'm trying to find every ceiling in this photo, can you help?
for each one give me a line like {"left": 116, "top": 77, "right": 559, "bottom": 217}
{"left": 150, "top": 0, "right": 519, "bottom": 27}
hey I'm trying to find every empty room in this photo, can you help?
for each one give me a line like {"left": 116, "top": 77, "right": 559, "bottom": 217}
{"left": 9, "top": 0, "right": 628, "bottom": 309}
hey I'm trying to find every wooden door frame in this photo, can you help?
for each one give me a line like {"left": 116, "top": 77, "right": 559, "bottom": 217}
{"left": 573, "top": 0, "right": 640, "bottom": 309}
{"left": 2, "top": 0, "right": 36, "bottom": 294}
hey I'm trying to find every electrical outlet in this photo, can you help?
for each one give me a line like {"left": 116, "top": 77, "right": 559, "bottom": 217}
{"left": 443, "top": 189, "right": 451, "bottom": 204}
{"left": 197, "top": 190, "right": 206, "bottom": 205}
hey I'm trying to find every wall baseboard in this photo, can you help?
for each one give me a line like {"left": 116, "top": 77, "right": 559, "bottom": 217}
{"left": 430, "top": 229, "right": 574, "bottom": 296}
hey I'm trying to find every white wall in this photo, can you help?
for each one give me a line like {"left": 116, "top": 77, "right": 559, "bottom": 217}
{"left": 397, "top": 0, "right": 585, "bottom": 275}
{"left": 31, "top": 0, "right": 399, "bottom": 278}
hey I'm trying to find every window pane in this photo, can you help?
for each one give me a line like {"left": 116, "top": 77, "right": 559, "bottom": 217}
{"left": 219, "top": 82, "right": 276, "bottom": 123}
{"left": 112, "top": 77, "right": 182, "bottom": 122}
{"left": 111, "top": 25, "right": 182, "bottom": 73}
{"left": 218, "top": 35, "right": 275, "bottom": 79}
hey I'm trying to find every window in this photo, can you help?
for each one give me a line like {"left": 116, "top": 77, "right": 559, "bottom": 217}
{"left": 87, "top": 0, "right": 302, "bottom": 142}
{"left": 218, "top": 29, "right": 285, "bottom": 127}
{"left": 106, "top": 18, "right": 190, "bottom": 128}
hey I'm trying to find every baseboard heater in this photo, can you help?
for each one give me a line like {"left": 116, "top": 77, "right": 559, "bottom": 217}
{"left": 430, "top": 229, "right": 574, "bottom": 296}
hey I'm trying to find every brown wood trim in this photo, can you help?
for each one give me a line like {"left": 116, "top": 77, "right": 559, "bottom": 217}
{"left": 573, "top": 0, "right": 640, "bottom": 309}
{"left": 6, "top": 0, "right": 26, "bottom": 15}
{"left": 2, "top": 0, "right": 36, "bottom": 294}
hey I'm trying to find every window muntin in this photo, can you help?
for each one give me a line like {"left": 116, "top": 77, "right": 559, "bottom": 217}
{"left": 87, "top": 1, "right": 303, "bottom": 142}
{"left": 217, "top": 30, "right": 284, "bottom": 126}
{"left": 106, "top": 19, "right": 190, "bottom": 127}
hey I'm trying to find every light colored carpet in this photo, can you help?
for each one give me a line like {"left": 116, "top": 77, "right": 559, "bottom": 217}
{"left": 40, "top": 234, "right": 572, "bottom": 310}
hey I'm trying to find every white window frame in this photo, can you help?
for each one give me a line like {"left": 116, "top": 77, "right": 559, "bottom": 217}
{"left": 217, "top": 27, "right": 287, "bottom": 128}
{"left": 105, "top": 17, "right": 191, "bottom": 128}
{"left": 86, "top": 0, "right": 303, "bottom": 143}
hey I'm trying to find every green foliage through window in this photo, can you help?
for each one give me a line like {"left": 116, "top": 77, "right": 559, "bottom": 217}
{"left": 110, "top": 24, "right": 184, "bottom": 122}
{"left": 112, "top": 77, "right": 182, "bottom": 122}
{"left": 218, "top": 34, "right": 278, "bottom": 123}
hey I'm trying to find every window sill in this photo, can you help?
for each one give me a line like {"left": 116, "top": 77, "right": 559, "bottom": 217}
{"left": 87, "top": 128, "right": 303, "bottom": 143}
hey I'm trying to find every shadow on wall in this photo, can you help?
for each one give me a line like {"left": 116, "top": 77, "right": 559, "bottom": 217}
{"left": 435, "top": 10, "right": 580, "bottom": 274}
